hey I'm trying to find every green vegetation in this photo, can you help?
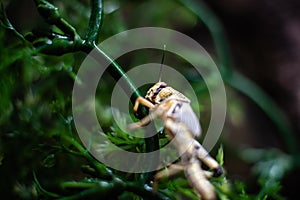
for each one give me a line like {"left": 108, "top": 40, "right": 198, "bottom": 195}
{"left": 0, "top": 0, "right": 298, "bottom": 199}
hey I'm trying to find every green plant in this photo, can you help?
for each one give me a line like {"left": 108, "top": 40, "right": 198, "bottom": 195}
{"left": 1, "top": 0, "right": 298, "bottom": 199}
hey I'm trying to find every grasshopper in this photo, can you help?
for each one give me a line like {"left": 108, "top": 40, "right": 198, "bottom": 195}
{"left": 128, "top": 81, "right": 223, "bottom": 200}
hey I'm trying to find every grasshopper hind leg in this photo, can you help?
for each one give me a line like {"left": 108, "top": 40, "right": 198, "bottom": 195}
{"left": 193, "top": 141, "right": 223, "bottom": 177}
{"left": 185, "top": 160, "right": 216, "bottom": 200}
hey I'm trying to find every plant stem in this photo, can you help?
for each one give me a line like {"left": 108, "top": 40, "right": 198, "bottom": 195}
{"left": 85, "top": 0, "right": 103, "bottom": 46}
{"left": 61, "top": 181, "right": 97, "bottom": 190}
{"left": 126, "top": 182, "right": 172, "bottom": 200}
{"left": 88, "top": 44, "right": 159, "bottom": 183}
{"left": 58, "top": 180, "right": 124, "bottom": 200}
{"left": 91, "top": 44, "right": 142, "bottom": 102}
{"left": 61, "top": 135, "right": 113, "bottom": 179}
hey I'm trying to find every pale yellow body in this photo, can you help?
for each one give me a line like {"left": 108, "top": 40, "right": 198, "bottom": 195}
{"left": 128, "top": 82, "right": 222, "bottom": 200}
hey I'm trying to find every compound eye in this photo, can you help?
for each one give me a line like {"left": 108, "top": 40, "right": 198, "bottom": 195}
{"left": 154, "top": 87, "right": 163, "bottom": 95}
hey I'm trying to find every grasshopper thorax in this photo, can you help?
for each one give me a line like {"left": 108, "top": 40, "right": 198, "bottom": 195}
{"left": 145, "top": 82, "right": 190, "bottom": 104}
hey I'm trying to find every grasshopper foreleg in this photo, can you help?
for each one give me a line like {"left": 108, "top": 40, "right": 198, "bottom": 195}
{"left": 133, "top": 96, "right": 155, "bottom": 113}
{"left": 128, "top": 97, "right": 157, "bottom": 130}
{"left": 127, "top": 111, "right": 157, "bottom": 130}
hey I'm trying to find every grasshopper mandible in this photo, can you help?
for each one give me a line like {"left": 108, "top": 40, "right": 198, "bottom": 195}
{"left": 128, "top": 81, "right": 223, "bottom": 200}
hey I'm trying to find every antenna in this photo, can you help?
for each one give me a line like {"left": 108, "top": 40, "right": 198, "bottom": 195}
{"left": 158, "top": 44, "right": 166, "bottom": 82}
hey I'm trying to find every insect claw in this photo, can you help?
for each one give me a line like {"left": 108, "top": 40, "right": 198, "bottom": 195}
{"left": 128, "top": 79, "right": 223, "bottom": 198}
{"left": 213, "top": 167, "right": 223, "bottom": 177}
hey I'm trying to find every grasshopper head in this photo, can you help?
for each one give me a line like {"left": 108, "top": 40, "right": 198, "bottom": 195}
{"left": 145, "top": 82, "right": 173, "bottom": 104}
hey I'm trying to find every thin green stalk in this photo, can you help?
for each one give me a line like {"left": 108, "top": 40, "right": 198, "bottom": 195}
{"left": 58, "top": 180, "right": 124, "bottom": 200}
{"left": 92, "top": 44, "right": 142, "bottom": 101}
{"left": 126, "top": 182, "right": 172, "bottom": 200}
{"left": 91, "top": 44, "right": 159, "bottom": 183}
{"left": 59, "top": 179, "right": 172, "bottom": 200}
{"left": 60, "top": 181, "right": 98, "bottom": 190}
{"left": 82, "top": 0, "right": 159, "bottom": 182}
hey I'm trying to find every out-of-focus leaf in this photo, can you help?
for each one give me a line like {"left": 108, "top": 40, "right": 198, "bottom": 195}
{"left": 216, "top": 145, "right": 224, "bottom": 167}
{"left": 13, "top": 182, "right": 36, "bottom": 199}
{"left": 41, "top": 153, "right": 56, "bottom": 168}
{"left": 233, "top": 182, "right": 251, "bottom": 200}
{"left": 241, "top": 148, "right": 290, "bottom": 199}
{"left": 104, "top": 0, "right": 120, "bottom": 14}
{"left": 241, "top": 148, "right": 292, "bottom": 181}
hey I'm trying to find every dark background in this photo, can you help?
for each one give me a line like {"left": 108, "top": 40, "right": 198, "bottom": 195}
{"left": 1, "top": 0, "right": 299, "bottom": 199}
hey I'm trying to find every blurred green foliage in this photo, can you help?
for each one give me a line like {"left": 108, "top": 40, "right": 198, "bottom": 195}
{"left": 0, "top": 0, "right": 298, "bottom": 199}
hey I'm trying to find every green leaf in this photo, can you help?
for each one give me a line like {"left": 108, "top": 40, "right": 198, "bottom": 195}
{"left": 216, "top": 145, "right": 224, "bottom": 166}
